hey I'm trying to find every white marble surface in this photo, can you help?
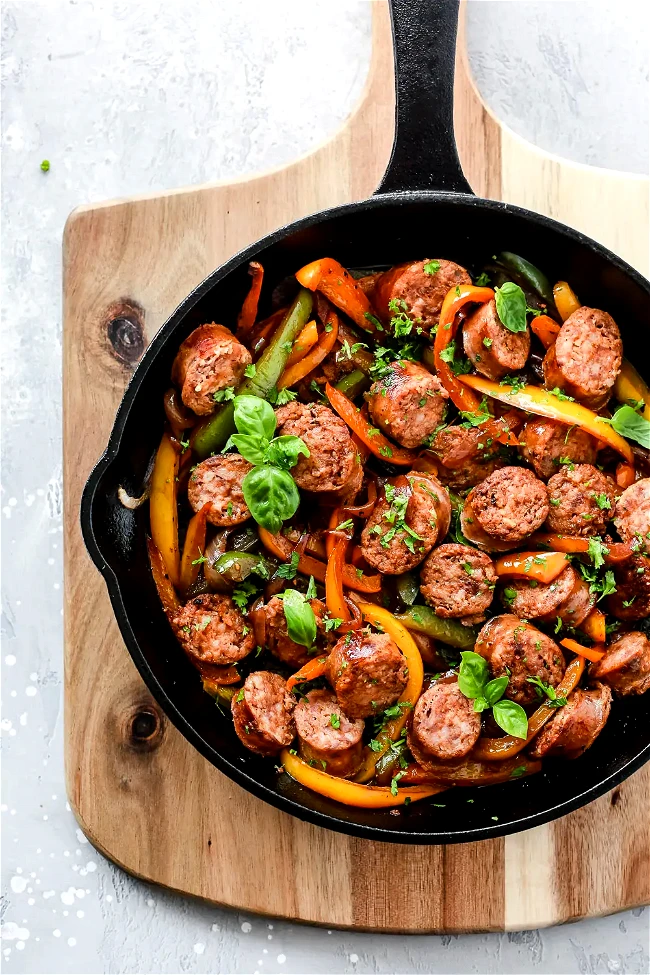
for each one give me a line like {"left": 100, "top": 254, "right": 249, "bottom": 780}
{"left": 1, "top": 2, "right": 648, "bottom": 973}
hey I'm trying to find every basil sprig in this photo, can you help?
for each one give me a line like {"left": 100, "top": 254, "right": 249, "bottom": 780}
{"left": 458, "top": 651, "right": 528, "bottom": 739}
{"left": 494, "top": 282, "right": 529, "bottom": 334}
{"left": 279, "top": 589, "right": 317, "bottom": 648}
{"left": 598, "top": 404, "right": 650, "bottom": 449}
{"left": 223, "top": 395, "right": 309, "bottom": 532}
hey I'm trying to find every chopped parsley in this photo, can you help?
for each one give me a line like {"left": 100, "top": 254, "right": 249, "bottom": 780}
{"left": 267, "top": 385, "right": 298, "bottom": 406}
{"left": 243, "top": 363, "right": 257, "bottom": 378}
{"left": 547, "top": 387, "right": 575, "bottom": 402}
{"left": 276, "top": 551, "right": 300, "bottom": 580}
{"left": 592, "top": 492, "right": 612, "bottom": 510}
{"left": 213, "top": 385, "right": 236, "bottom": 403}
{"left": 330, "top": 713, "right": 341, "bottom": 729}
{"left": 232, "top": 580, "right": 259, "bottom": 610}
{"left": 474, "top": 271, "right": 490, "bottom": 287}
{"left": 499, "top": 374, "right": 527, "bottom": 395}
{"left": 423, "top": 260, "right": 441, "bottom": 276}
{"left": 526, "top": 676, "right": 567, "bottom": 707}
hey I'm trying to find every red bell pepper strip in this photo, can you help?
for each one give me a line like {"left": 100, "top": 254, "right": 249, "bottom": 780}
{"left": 530, "top": 315, "right": 561, "bottom": 349}
{"left": 258, "top": 527, "right": 381, "bottom": 593}
{"left": 295, "top": 258, "right": 374, "bottom": 332}
{"left": 529, "top": 532, "right": 632, "bottom": 564}
{"left": 284, "top": 320, "right": 319, "bottom": 367}
{"left": 580, "top": 608, "right": 607, "bottom": 645}
{"left": 278, "top": 314, "right": 339, "bottom": 389}
{"left": 147, "top": 537, "right": 181, "bottom": 619}
{"left": 325, "top": 536, "right": 351, "bottom": 623}
{"left": 433, "top": 284, "right": 494, "bottom": 412}
{"left": 286, "top": 656, "right": 329, "bottom": 694}
{"left": 325, "top": 383, "right": 417, "bottom": 466}
{"left": 179, "top": 503, "right": 210, "bottom": 596}
{"left": 560, "top": 637, "right": 606, "bottom": 663}
{"left": 236, "top": 262, "right": 264, "bottom": 339}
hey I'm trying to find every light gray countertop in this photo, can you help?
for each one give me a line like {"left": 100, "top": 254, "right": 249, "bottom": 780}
{"left": 1, "top": 2, "right": 648, "bottom": 973}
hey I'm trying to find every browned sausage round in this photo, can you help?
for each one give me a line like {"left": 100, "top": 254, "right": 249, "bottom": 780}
{"left": 500, "top": 564, "right": 595, "bottom": 627}
{"left": 528, "top": 683, "right": 612, "bottom": 759}
{"left": 542, "top": 307, "right": 622, "bottom": 409}
{"left": 274, "top": 401, "right": 356, "bottom": 493}
{"left": 373, "top": 259, "right": 472, "bottom": 336}
{"left": 518, "top": 417, "right": 598, "bottom": 481}
{"left": 589, "top": 631, "right": 650, "bottom": 696}
{"left": 231, "top": 671, "right": 295, "bottom": 756}
{"left": 366, "top": 360, "right": 449, "bottom": 449}
{"left": 462, "top": 298, "right": 531, "bottom": 381}
{"left": 172, "top": 594, "right": 255, "bottom": 666}
{"left": 614, "top": 478, "right": 650, "bottom": 554}
{"left": 408, "top": 682, "right": 481, "bottom": 763}
{"left": 431, "top": 425, "right": 506, "bottom": 490}
{"left": 545, "top": 464, "right": 617, "bottom": 537}
{"left": 475, "top": 615, "right": 565, "bottom": 706}
{"left": 294, "top": 689, "right": 364, "bottom": 777}
{"left": 460, "top": 497, "right": 518, "bottom": 553}
{"left": 360, "top": 472, "right": 451, "bottom": 574}
{"left": 420, "top": 543, "right": 497, "bottom": 626}
{"left": 607, "top": 555, "right": 650, "bottom": 621}
{"left": 326, "top": 630, "right": 409, "bottom": 719}
{"left": 172, "top": 323, "right": 252, "bottom": 416}
{"left": 261, "top": 596, "right": 331, "bottom": 669}
{"left": 466, "top": 467, "right": 549, "bottom": 548}
{"left": 187, "top": 454, "right": 252, "bottom": 526}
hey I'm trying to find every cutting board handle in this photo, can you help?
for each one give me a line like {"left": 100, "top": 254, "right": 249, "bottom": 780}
{"left": 376, "top": 0, "right": 473, "bottom": 196}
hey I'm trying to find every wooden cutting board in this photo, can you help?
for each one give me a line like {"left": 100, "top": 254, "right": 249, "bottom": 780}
{"left": 63, "top": 2, "right": 650, "bottom": 932}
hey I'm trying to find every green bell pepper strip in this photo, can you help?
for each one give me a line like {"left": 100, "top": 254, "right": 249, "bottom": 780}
{"left": 498, "top": 252, "right": 555, "bottom": 310}
{"left": 191, "top": 288, "right": 313, "bottom": 458}
{"left": 395, "top": 571, "right": 419, "bottom": 606}
{"left": 208, "top": 551, "right": 273, "bottom": 590}
{"left": 333, "top": 369, "right": 370, "bottom": 400}
{"left": 395, "top": 605, "right": 478, "bottom": 651}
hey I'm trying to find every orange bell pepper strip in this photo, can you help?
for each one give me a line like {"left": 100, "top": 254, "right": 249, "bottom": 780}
{"left": 530, "top": 315, "right": 561, "bottom": 349}
{"left": 325, "top": 383, "right": 417, "bottom": 466}
{"left": 236, "top": 261, "right": 264, "bottom": 339}
{"left": 284, "top": 320, "right": 319, "bottom": 367}
{"left": 580, "top": 608, "right": 607, "bottom": 645}
{"left": 150, "top": 431, "right": 181, "bottom": 587}
{"left": 295, "top": 258, "right": 374, "bottom": 332}
{"left": 473, "top": 655, "right": 586, "bottom": 761}
{"left": 615, "top": 462, "right": 636, "bottom": 489}
{"left": 178, "top": 502, "right": 210, "bottom": 595}
{"left": 494, "top": 551, "right": 568, "bottom": 584}
{"left": 458, "top": 374, "right": 634, "bottom": 463}
{"left": 560, "top": 637, "right": 605, "bottom": 663}
{"left": 326, "top": 536, "right": 351, "bottom": 622}
{"left": 147, "top": 537, "right": 181, "bottom": 619}
{"left": 614, "top": 358, "right": 650, "bottom": 422}
{"left": 286, "top": 655, "right": 329, "bottom": 694}
{"left": 553, "top": 280, "right": 581, "bottom": 322}
{"left": 258, "top": 527, "right": 381, "bottom": 594}
{"left": 529, "top": 532, "right": 632, "bottom": 564}
{"left": 197, "top": 661, "right": 241, "bottom": 690}
{"left": 354, "top": 604, "right": 424, "bottom": 784}
{"left": 400, "top": 755, "right": 541, "bottom": 787}
{"left": 326, "top": 507, "right": 344, "bottom": 559}
{"left": 278, "top": 315, "right": 339, "bottom": 389}
{"left": 433, "top": 284, "right": 494, "bottom": 412}
{"left": 281, "top": 748, "right": 445, "bottom": 807}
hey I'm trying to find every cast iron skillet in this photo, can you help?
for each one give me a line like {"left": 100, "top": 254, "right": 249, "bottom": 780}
{"left": 81, "top": 0, "right": 650, "bottom": 844}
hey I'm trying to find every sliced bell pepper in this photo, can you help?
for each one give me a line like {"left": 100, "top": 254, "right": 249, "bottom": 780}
{"left": 284, "top": 319, "right": 319, "bottom": 367}
{"left": 179, "top": 502, "right": 210, "bottom": 595}
{"left": 196, "top": 661, "right": 241, "bottom": 689}
{"left": 433, "top": 284, "right": 494, "bottom": 412}
{"left": 400, "top": 755, "right": 541, "bottom": 786}
{"left": 579, "top": 608, "right": 607, "bottom": 645}
{"left": 147, "top": 537, "right": 181, "bottom": 618}
{"left": 295, "top": 258, "right": 374, "bottom": 332}
{"left": 150, "top": 431, "right": 181, "bottom": 587}
{"left": 498, "top": 252, "right": 555, "bottom": 308}
{"left": 278, "top": 314, "right": 339, "bottom": 389}
{"left": 458, "top": 374, "right": 634, "bottom": 463}
{"left": 258, "top": 527, "right": 381, "bottom": 593}
{"left": 353, "top": 604, "right": 424, "bottom": 784}
{"left": 494, "top": 551, "right": 568, "bottom": 584}
{"left": 553, "top": 280, "right": 581, "bottom": 322}
{"left": 473, "top": 655, "right": 585, "bottom": 761}
{"left": 202, "top": 682, "right": 238, "bottom": 707}
{"left": 614, "top": 358, "right": 650, "bottom": 422}
{"left": 286, "top": 655, "right": 329, "bottom": 694}
{"left": 325, "top": 382, "right": 417, "bottom": 466}
{"left": 326, "top": 536, "right": 351, "bottom": 623}
{"left": 333, "top": 368, "right": 371, "bottom": 401}
{"left": 236, "top": 261, "right": 264, "bottom": 339}
{"left": 530, "top": 315, "right": 561, "bottom": 349}
{"left": 529, "top": 532, "right": 632, "bottom": 564}
{"left": 560, "top": 637, "right": 605, "bottom": 663}
{"left": 395, "top": 605, "right": 478, "bottom": 651}
{"left": 616, "top": 462, "right": 636, "bottom": 489}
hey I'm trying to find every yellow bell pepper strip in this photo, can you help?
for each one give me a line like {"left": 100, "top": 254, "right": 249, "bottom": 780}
{"left": 236, "top": 261, "right": 264, "bottom": 340}
{"left": 147, "top": 537, "right": 181, "bottom": 619}
{"left": 150, "top": 431, "right": 181, "bottom": 587}
{"left": 278, "top": 314, "right": 339, "bottom": 389}
{"left": 579, "top": 608, "right": 607, "bottom": 645}
{"left": 353, "top": 603, "right": 424, "bottom": 784}
{"left": 326, "top": 536, "right": 352, "bottom": 623}
{"left": 286, "top": 656, "right": 329, "bottom": 694}
{"left": 400, "top": 755, "right": 542, "bottom": 787}
{"left": 325, "top": 382, "right": 417, "bottom": 466}
{"left": 295, "top": 258, "right": 375, "bottom": 332}
{"left": 614, "top": 358, "right": 650, "bottom": 422}
{"left": 178, "top": 502, "right": 210, "bottom": 596}
{"left": 560, "top": 637, "right": 605, "bottom": 663}
{"left": 473, "top": 655, "right": 585, "bottom": 761}
{"left": 284, "top": 319, "right": 319, "bottom": 368}
{"left": 202, "top": 682, "right": 238, "bottom": 708}
{"left": 434, "top": 284, "right": 494, "bottom": 412}
{"left": 529, "top": 532, "right": 633, "bottom": 564}
{"left": 530, "top": 315, "right": 561, "bottom": 349}
{"left": 458, "top": 374, "right": 634, "bottom": 464}
{"left": 553, "top": 280, "right": 581, "bottom": 321}
{"left": 258, "top": 527, "right": 381, "bottom": 594}
{"left": 395, "top": 605, "right": 478, "bottom": 651}
{"left": 494, "top": 551, "right": 568, "bottom": 584}
{"left": 281, "top": 748, "right": 445, "bottom": 807}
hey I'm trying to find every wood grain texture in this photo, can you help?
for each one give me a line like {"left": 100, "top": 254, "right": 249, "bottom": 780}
{"left": 63, "top": 0, "right": 649, "bottom": 932}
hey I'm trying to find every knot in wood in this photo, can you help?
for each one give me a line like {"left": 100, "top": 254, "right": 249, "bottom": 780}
{"left": 121, "top": 701, "right": 165, "bottom": 753}
{"left": 103, "top": 298, "right": 146, "bottom": 369}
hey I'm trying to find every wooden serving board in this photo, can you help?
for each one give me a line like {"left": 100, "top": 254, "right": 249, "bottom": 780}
{"left": 63, "top": 3, "right": 650, "bottom": 931}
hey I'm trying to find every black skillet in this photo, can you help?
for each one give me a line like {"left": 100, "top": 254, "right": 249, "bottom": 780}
{"left": 81, "top": 0, "right": 650, "bottom": 844}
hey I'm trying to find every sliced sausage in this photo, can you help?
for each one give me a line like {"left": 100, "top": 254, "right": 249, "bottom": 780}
{"left": 431, "top": 425, "right": 506, "bottom": 490}
{"left": 590, "top": 630, "right": 650, "bottom": 696}
{"left": 462, "top": 298, "right": 530, "bottom": 381}
{"left": 607, "top": 555, "right": 650, "bottom": 621}
{"left": 475, "top": 615, "right": 565, "bottom": 706}
{"left": 545, "top": 463, "right": 617, "bottom": 537}
{"left": 231, "top": 671, "right": 295, "bottom": 756}
{"left": 373, "top": 259, "right": 472, "bottom": 336}
{"left": 366, "top": 360, "right": 449, "bottom": 449}
{"left": 326, "top": 630, "right": 409, "bottom": 719}
{"left": 501, "top": 564, "right": 595, "bottom": 627}
{"left": 172, "top": 594, "right": 255, "bottom": 666}
{"left": 408, "top": 682, "right": 481, "bottom": 763}
{"left": 294, "top": 689, "right": 364, "bottom": 777}
{"left": 187, "top": 454, "right": 252, "bottom": 526}
{"left": 460, "top": 497, "right": 518, "bottom": 553}
{"left": 466, "top": 467, "right": 549, "bottom": 547}
{"left": 614, "top": 478, "right": 650, "bottom": 554}
{"left": 528, "top": 683, "right": 612, "bottom": 759}
{"left": 262, "top": 596, "right": 331, "bottom": 669}
{"left": 172, "top": 323, "right": 252, "bottom": 416}
{"left": 325, "top": 454, "right": 364, "bottom": 505}
{"left": 360, "top": 472, "right": 451, "bottom": 574}
{"left": 542, "top": 307, "right": 622, "bottom": 409}
{"left": 518, "top": 416, "right": 598, "bottom": 481}
{"left": 420, "top": 543, "right": 497, "bottom": 626}
{"left": 275, "top": 401, "right": 356, "bottom": 493}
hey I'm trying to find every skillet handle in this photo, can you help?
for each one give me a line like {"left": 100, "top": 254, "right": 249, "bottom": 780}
{"left": 376, "top": 0, "right": 473, "bottom": 196}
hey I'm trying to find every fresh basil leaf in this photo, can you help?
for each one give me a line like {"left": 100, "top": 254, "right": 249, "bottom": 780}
{"left": 233, "top": 395, "right": 277, "bottom": 440}
{"left": 483, "top": 675, "right": 509, "bottom": 707}
{"left": 492, "top": 699, "right": 528, "bottom": 739}
{"left": 226, "top": 434, "right": 268, "bottom": 466}
{"left": 242, "top": 466, "right": 300, "bottom": 533}
{"left": 281, "top": 588, "right": 317, "bottom": 648}
{"left": 494, "top": 282, "right": 528, "bottom": 334}
{"left": 473, "top": 696, "right": 489, "bottom": 713}
{"left": 458, "top": 650, "right": 489, "bottom": 700}
{"left": 264, "top": 435, "right": 310, "bottom": 471}
{"left": 598, "top": 404, "right": 650, "bottom": 449}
